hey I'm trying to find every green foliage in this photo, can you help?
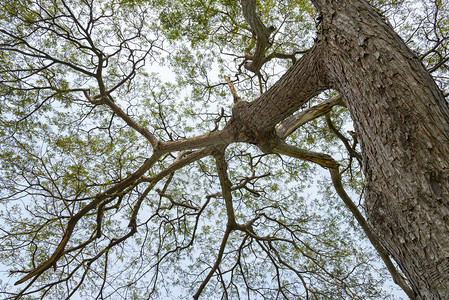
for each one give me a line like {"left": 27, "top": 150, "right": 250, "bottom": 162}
{"left": 0, "top": 0, "right": 446, "bottom": 299}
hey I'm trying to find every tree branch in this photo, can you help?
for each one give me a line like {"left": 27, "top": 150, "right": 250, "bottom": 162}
{"left": 325, "top": 113, "right": 362, "bottom": 163}
{"left": 157, "top": 130, "right": 233, "bottom": 153}
{"left": 240, "top": 0, "right": 275, "bottom": 74}
{"left": 93, "top": 95, "right": 160, "bottom": 149}
{"left": 14, "top": 152, "right": 163, "bottom": 286}
{"left": 273, "top": 140, "right": 340, "bottom": 169}
{"left": 193, "top": 227, "right": 232, "bottom": 300}
{"left": 224, "top": 75, "right": 242, "bottom": 104}
{"left": 213, "top": 148, "right": 237, "bottom": 227}
{"left": 329, "top": 168, "right": 416, "bottom": 300}
{"left": 276, "top": 94, "right": 344, "bottom": 139}
{"left": 269, "top": 139, "right": 415, "bottom": 298}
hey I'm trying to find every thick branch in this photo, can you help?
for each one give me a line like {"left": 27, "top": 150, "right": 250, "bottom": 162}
{"left": 276, "top": 94, "right": 344, "bottom": 139}
{"left": 261, "top": 50, "right": 308, "bottom": 65}
{"left": 240, "top": 0, "right": 275, "bottom": 74}
{"left": 273, "top": 140, "right": 340, "bottom": 169}
{"left": 227, "top": 44, "right": 328, "bottom": 139}
{"left": 157, "top": 130, "right": 232, "bottom": 153}
{"left": 213, "top": 149, "right": 237, "bottom": 226}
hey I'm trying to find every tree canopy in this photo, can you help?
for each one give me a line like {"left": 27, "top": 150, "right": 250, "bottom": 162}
{"left": 0, "top": 0, "right": 448, "bottom": 299}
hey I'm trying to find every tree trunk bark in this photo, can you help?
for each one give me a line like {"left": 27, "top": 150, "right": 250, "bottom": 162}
{"left": 311, "top": 0, "right": 449, "bottom": 298}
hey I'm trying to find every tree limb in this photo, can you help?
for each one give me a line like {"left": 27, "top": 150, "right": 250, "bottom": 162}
{"left": 213, "top": 148, "right": 237, "bottom": 227}
{"left": 329, "top": 168, "right": 416, "bottom": 300}
{"left": 269, "top": 139, "right": 415, "bottom": 299}
{"left": 240, "top": 0, "right": 275, "bottom": 74}
{"left": 273, "top": 140, "right": 340, "bottom": 169}
{"left": 276, "top": 94, "right": 344, "bottom": 139}
{"left": 224, "top": 75, "right": 242, "bottom": 104}
{"left": 193, "top": 227, "right": 232, "bottom": 300}
{"left": 325, "top": 113, "right": 362, "bottom": 163}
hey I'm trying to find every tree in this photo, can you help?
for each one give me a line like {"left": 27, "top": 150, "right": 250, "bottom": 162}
{"left": 0, "top": 0, "right": 448, "bottom": 299}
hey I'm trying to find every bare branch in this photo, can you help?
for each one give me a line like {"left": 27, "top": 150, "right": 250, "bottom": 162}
{"left": 224, "top": 75, "right": 242, "bottom": 104}
{"left": 213, "top": 148, "right": 236, "bottom": 226}
{"left": 240, "top": 0, "right": 275, "bottom": 74}
{"left": 193, "top": 227, "right": 232, "bottom": 300}
{"left": 328, "top": 168, "right": 416, "bottom": 300}
{"left": 273, "top": 140, "right": 340, "bottom": 169}
{"left": 325, "top": 113, "right": 362, "bottom": 163}
{"left": 276, "top": 94, "right": 344, "bottom": 139}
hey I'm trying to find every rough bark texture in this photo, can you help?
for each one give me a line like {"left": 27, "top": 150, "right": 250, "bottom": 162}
{"left": 229, "top": 45, "right": 328, "bottom": 142}
{"left": 311, "top": 0, "right": 449, "bottom": 298}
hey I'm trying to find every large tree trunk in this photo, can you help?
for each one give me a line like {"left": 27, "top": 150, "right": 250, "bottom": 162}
{"left": 311, "top": 0, "right": 449, "bottom": 298}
